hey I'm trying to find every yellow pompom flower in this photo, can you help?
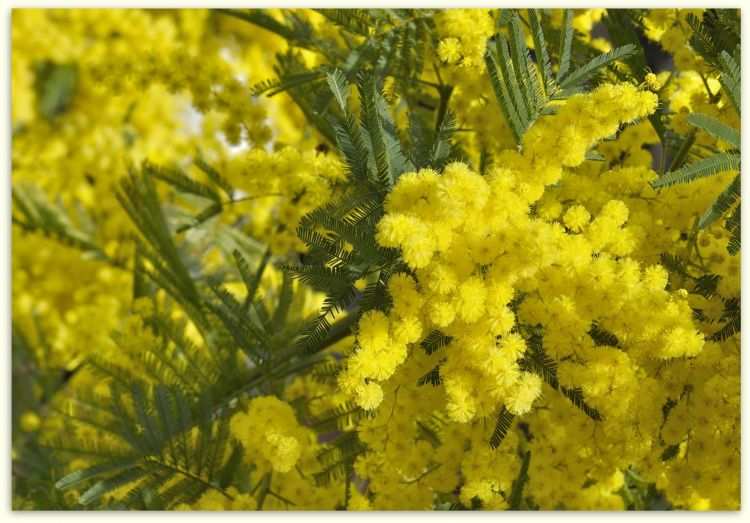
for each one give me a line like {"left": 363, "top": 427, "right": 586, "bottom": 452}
{"left": 563, "top": 205, "right": 591, "bottom": 232}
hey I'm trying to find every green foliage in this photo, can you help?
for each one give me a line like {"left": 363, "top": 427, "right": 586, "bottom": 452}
{"left": 12, "top": 184, "right": 114, "bottom": 263}
{"left": 649, "top": 16, "right": 741, "bottom": 255}
{"left": 685, "top": 10, "right": 740, "bottom": 75}
{"left": 417, "top": 359, "right": 445, "bottom": 387}
{"left": 420, "top": 330, "right": 453, "bottom": 356}
{"left": 602, "top": 10, "right": 666, "bottom": 141}
{"left": 508, "top": 451, "right": 531, "bottom": 510}
{"left": 489, "top": 407, "right": 515, "bottom": 450}
{"left": 33, "top": 61, "right": 77, "bottom": 120}
{"left": 53, "top": 384, "right": 238, "bottom": 509}
{"left": 660, "top": 444, "right": 680, "bottom": 462}
{"left": 697, "top": 173, "right": 740, "bottom": 231}
{"left": 15, "top": 155, "right": 362, "bottom": 508}
{"left": 709, "top": 297, "right": 740, "bottom": 342}
{"left": 310, "top": 401, "right": 367, "bottom": 434}
{"left": 558, "top": 44, "right": 637, "bottom": 91}
{"left": 652, "top": 152, "right": 739, "bottom": 189}
{"left": 652, "top": 138, "right": 740, "bottom": 255}
{"left": 687, "top": 113, "right": 740, "bottom": 150}
{"left": 313, "top": 431, "right": 363, "bottom": 490}
{"left": 588, "top": 324, "right": 621, "bottom": 348}
{"left": 718, "top": 51, "right": 741, "bottom": 116}
{"left": 618, "top": 468, "right": 670, "bottom": 510}
{"left": 486, "top": 9, "right": 637, "bottom": 144}
{"left": 284, "top": 73, "right": 428, "bottom": 354}
{"left": 220, "top": 8, "right": 438, "bottom": 143}
{"left": 520, "top": 335, "right": 602, "bottom": 422}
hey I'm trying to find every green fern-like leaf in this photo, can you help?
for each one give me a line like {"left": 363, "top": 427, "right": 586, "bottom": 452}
{"left": 726, "top": 204, "right": 740, "bottom": 255}
{"left": 327, "top": 68, "right": 351, "bottom": 111}
{"left": 557, "top": 44, "right": 637, "bottom": 92}
{"left": 557, "top": 10, "right": 574, "bottom": 81}
{"left": 718, "top": 50, "right": 741, "bottom": 116}
{"left": 489, "top": 406, "right": 515, "bottom": 450}
{"left": 687, "top": 113, "right": 740, "bottom": 149}
{"left": 520, "top": 336, "right": 602, "bottom": 421}
{"left": 420, "top": 330, "right": 452, "bottom": 355}
{"left": 314, "top": 9, "right": 374, "bottom": 36}
{"left": 698, "top": 173, "right": 740, "bottom": 230}
{"left": 143, "top": 161, "right": 221, "bottom": 203}
{"left": 527, "top": 9, "right": 553, "bottom": 96}
{"left": 416, "top": 359, "right": 445, "bottom": 387}
{"left": 12, "top": 184, "right": 114, "bottom": 263}
{"left": 651, "top": 151, "right": 740, "bottom": 188}
{"left": 588, "top": 324, "right": 621, "bottom": 348}
{"left": 430, "top": 109, "right": 457, "bottom": 169}
{"left": 311, "top": 402, "right": 366, "bottom": 433}
{"left": 507, "top": 451, "right": 531, "bottom": 510}
{"left": 54, "top": 384, "right": 236, "bottom": 509}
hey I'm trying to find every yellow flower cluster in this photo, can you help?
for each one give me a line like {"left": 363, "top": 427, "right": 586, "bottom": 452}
{"left": 179, "top": 488, "right": 258, "bottom": 511}
{"left": 230, "top": 396, "right": 311, "bottom": 474}
{"left": 221, "top": 146, "right": 346, "bottom": 254}
{"left": 642, "top": 9, "right": 707, "bottom": 74}
{"left": 436, "top": 9, "right": 496, "bottom": 67}
{"left": 522, "top": 83, "right": 659, "bottom": 184}
{"left": 345, "top": 154, "right": 703, "bottom": 425}
{"left": 91, "top": 49, "right": 272, "bottom": 146}
{"left": 328, "top": 70, "right": 731, "bottom": 508}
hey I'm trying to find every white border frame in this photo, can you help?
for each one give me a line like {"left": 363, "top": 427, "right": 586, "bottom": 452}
{"left": 2, "top": 1, "right": 746, "bottom": 520}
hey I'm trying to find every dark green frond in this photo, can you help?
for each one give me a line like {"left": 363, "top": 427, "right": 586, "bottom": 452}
{"left": 314, "top": 9, "right": 374, "bottom": 37}
{"left": 489, "top": 406, "right": 515, "bottom": 450}
{"left": 54, "top": 384, "right": 236, "bottom": 509}
{"left": 698, "top": 174, "right": 740, "bottom": 230}
{"left": 430, "top": 109, "right": 457, "bottom": 169}
{"left": 311, "top": 361, "right": 342, "bottom": 385}
{"left": 331, "top": 112, "right": 373, "bottom": 184}
{"left": 251, "top": 69, "right": 326, "bottom": 97}
{"left": 651, "top": 151, "right": 740, "bottom": 188}
{"left": 687, "top": 113, "right": 740, "bottom": 149}
{"left": 588, "top": 324, "right": 621, "bottom": 348}
{"left": 232, "top": 248, "right": 270, "bottom": 309}
{"left": 726, "top": 204, "right": 740, "bottom": 255}
{"left": 194, "top": 157, "right": 234, "bottom": 200}
{"left": 557, "top": 44, "right": 637, "bottom": 92}
{"left": 660, "top": 444, "right": 681, "bottom": 462}
{"left": 359, "top": 73, "right": 392, "bottom": 187}
{"left": 557, "top": 10, "right": 574, "bottom": 81}
{"left": 718, "top": 50, "right": 741, "bottom": 116}
{"left": 311, "top": 401, "right": 365, "bottom": 434}
{"left": 520, "top": 337, "right": 602, "bottom": 421}
{"left": 327, "top": 68, "right": 351, "bottom": 111}
{"left": 527, "top": 9, "right": 552, "bottom": 96}
{"left": 507, "top": 451, "right": 531, "bottom": 510}
{"left": 416, "top": 359, "right": 445, "bottom": 387}
{"left": 420, "top": 330, "right": 452, "bottom": 355}
{"left": 12, "top": 184, "right": 111, "bottom": 262}
{"left": 143, "top": 161, "right": 221, "bottom": 203}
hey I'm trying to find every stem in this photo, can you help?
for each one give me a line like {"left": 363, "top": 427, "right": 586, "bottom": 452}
{"left": 267, "top": 489, "right": 297, "bottom": 507}
{"left": 344, "top": 470, "right": 351, "bottom": 510}
{"left": 401, "top": 463, "right": 441, "bottom": 485}
{"left": 255, "top": 472, "right": 272, "bottom": 509}
{"left": 698, "top": 72, "right": 720, "bottom": 103}
{"left": 667, "top": 130, "right": 696, "bottom": 173}
{"left": 309, "top": 312, "right": 358, "bottom": 355}
{"left": 432, "top": 63, "right": 445, "bottom": 87}
{"left": 144, "top": 458, "right": 233, "bottom": 499}
{"left": 434, "top": 85, "right": 454, "bottom": 133}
